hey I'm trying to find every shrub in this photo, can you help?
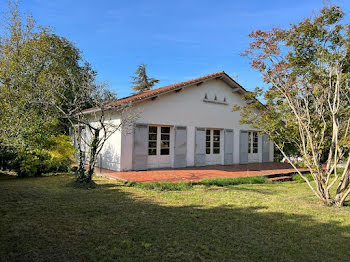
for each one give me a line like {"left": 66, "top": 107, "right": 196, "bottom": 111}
{"left": 16, "top": 149, "right": 52, "bottom": 177}
{"left": 15, "top": 135, "right": 75, "bottom": 177}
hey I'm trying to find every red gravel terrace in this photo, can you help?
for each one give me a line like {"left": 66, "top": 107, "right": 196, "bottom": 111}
{"left": 95, "top": 162, "right": 303, "bottom": 183}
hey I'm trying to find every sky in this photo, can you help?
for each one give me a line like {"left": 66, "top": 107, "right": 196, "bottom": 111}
{"left": 1, "top": 0, "right": 349, "bottom": 98}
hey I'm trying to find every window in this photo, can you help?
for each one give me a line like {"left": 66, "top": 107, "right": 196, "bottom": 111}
{"left": 248, "top": 132, "right": 251, "bottom": 154}
{"left": 213, "top": 130, "right": 220, "bottom": 154}
{"left": 253, "top": 132, "right": 258, "bottom": 153}
{"left": 248, "top": 131, "right": 258, "bottom": 154}
{"left": 206, "top": 129, "right": 211, "bottom": 154}
{"left": 206, "top": 129, "right": 220, "bottom": 154}
{"left": 148, "top": 126, "right": 157, "bottom": 155}
{"left": 160, "top": 127, "right": 170, "bottom": 155}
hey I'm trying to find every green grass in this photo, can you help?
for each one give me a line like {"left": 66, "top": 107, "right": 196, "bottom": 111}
{"left": 126, "top": 176, "right": 271, "bottom": 191}
{"left": 1, "top": 172, "right": 350, "bottom": 261}
{"left": 198, "top": 175, "right": 271, "bottom": 187}
{"left": 126, "top": 180, "right": 193, "bottom": 191}
{"left": 292, "top": 173, "right": 314, "bottom": 182}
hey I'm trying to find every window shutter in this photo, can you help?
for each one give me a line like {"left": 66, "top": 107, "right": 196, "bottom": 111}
{"left": 239, "top": 131, "right": 248, "bottom": 164}
{"left": 224, "top": 129, "right": 234, "bottom": 165}
{"left": 174, "top": 126, "right": 187, "bottom": 168}
{"left": 133, "top": 124, "right": 148, "bottom": 170}
{"left": 262, "top": 134, "right": 270, "bottom": 162}
{"left": 195, "top": 127, "right": 206, "bottom": 166}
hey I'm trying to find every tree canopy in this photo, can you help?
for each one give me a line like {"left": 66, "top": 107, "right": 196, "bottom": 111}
{"left": 131, "top": 63, "right": 159, "bottom": 94}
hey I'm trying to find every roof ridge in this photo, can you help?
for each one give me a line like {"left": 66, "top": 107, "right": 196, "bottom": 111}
{"left": 83, "top": 70, "right": 234, "bottom": 113}
{"left": 104, "top": 71, "right": 226, "bottom": 107}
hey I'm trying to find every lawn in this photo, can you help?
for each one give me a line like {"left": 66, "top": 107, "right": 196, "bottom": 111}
{"left": 1, "top": 173, "right": 350, "bottom": 261}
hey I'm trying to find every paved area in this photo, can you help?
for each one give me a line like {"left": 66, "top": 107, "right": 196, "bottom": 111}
{"left": 95, "top": 162, "right": 304, "bottom": 183}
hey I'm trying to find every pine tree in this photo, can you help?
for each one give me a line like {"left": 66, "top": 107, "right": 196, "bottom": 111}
{"left": 131, "top": 63, "right": 159, "bottom": 94}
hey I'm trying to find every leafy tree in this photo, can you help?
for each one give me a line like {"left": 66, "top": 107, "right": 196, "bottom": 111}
{"left": 0, "top": 1, "right": 104, "bottom": 177}
{"left": 239, "top": 5, "right": 350, "bottom": 206}
{"left": 131, "top": 63, "right": 159, "bottom": 94}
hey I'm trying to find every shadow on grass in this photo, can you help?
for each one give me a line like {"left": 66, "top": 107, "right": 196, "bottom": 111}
{"left": 229, "top": 186, "right": 275, "bottom": 195}
{"left": 1, "top": 176, "right": 350, "bottom": 261}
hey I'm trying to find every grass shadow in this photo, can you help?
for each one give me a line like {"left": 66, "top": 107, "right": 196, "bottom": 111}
{"left": 1, "top": 175, "right": 350, "bottom": 261}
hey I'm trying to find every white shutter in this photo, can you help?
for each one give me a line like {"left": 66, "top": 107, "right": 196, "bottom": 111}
{"left": 133, "top": 124, "right": 148, "bottom": 170}
{"left": 262, "top": 134, "right": 270, "bottom": 162}
{"left": 195, "top": 127, "right": 206, "bottom": 166}
{"left": 224, "top": 129, "right": 234, "bottom": 165}
{"left": 239, "top": 131, "right": 248, "bottom": 164}
{"left": 174, "top": 126, "right": 187, "bottom": 168}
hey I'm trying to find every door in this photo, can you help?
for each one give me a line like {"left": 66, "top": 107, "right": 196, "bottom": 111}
{"left": 133, "top": 124, "right": 148, "bottom": 170}
{"left": 205, "top": 129, "right": 222, "bottom": 165}
{"left": 147, "top": 126, "right": 171, "bottom": 169}
{"left": 248, "top": 131, "right": 259, "bottom": 163}
{"left": 174, "top": 126, "right": 187, "bottom": 168}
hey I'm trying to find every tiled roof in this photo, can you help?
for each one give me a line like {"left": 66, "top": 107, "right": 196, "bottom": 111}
{"left": 83, "top": 71, "right": 245, "bottom": 113}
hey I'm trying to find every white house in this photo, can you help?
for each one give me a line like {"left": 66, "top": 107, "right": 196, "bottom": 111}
{"left": 82, "top": 71, "right": 274, "bottom": 171}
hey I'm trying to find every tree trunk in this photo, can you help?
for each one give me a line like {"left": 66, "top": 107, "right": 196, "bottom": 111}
{"left": 76, "top": 127, "right": 86, "bottom": 181}
{"left": 85, "top": 129, "right": 100, "bottom": 182}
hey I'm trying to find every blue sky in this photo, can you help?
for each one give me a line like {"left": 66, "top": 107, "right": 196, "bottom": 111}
{"left": 2, "top": 0, "right": 349, "bottom": 98}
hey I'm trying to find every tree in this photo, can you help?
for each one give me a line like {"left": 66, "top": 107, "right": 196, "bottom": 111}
{"left": 0, "top": 1, "right": 124, "bottom": 179}
{"left": 40, "top": 70, "right": 138, "bottom": 184}
{"left": 0, "top": 1, "right": 92, "bottom": 148}
{"left": 131, "top": 63, "right": 159, "bottom": 94}
{"left": 239, "top": 5, "right": 350, "bottom": 206}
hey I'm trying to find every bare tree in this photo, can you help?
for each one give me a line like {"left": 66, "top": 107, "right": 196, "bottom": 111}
{"left": 38, "top": 69, "right": 138, "bottom": 184}
{"left": 240, "top": 5, "right": 350, "bottom": 206}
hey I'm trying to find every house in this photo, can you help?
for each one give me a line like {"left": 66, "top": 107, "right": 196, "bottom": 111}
{"left": 82, "top": 71, "right": 274, "bottom": 171}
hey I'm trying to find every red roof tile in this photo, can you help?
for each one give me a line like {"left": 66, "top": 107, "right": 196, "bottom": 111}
{"left": 83, "top": 71, "right": 245, "bottom": 113}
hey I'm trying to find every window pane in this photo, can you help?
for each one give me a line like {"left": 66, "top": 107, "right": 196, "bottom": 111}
{"left": 161, "top": 134, "right": 170, "bottom": 141}
{"left": 206, "top": 129, "right": 210, "bottom": 135}
{"left": 206, "top": 142, "right": 210, "bottom": 148}
{"left": 161, "top": 148, "right": 169, "bottom": 155}
{"left": 213, "top": 136, "right": 220, "bottom": 142}
{"left": 206, "top": 148, "right": 210, "bottom": 154}
{"left": 161, "top": 141, "right": 170, "bottom": 148}
{"left": 148, "top": 149, "right": 156, "bottom": 155}
{"left": 213, "top": 148, "right": 220, "bottom": 154}
{"left": 253, "top": 148, "right": 258, "bottom": 153}
{"left": 213, "top": 130, "right": 220, "bottom": 136}
{"left": 206, "top": 135, "right": 210, "bottom": 141}
{"left": 149, "top": 126, "right": 157, "bottom": 133}
{"left": 149, "top": 134, "right": 157, "bottom": 140}
{"left": 213, "top": 142, "right": 220, "bottom": 148}
{"left": 161, "top": 127, "right": 170, "bottom": 133}
{"left": 148, "top": 141, "right": 157, "bottom": 148}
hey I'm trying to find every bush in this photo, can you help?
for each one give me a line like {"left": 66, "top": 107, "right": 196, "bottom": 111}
{"left": 197, "top": 176, "right": 271, "bottom": 187}
{"left": 0, "top": 145, "right": 17, "bottom": 170}
{"left": 15, "top": 135, "right": 75, "bottom": 177}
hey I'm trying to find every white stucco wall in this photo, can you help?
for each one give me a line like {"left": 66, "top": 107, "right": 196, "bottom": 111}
{"left": 119, "top": 78, "right": 270, "bottom": 171}
{"left": 84, "top": 112, "right": 122, "bottom": 171}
